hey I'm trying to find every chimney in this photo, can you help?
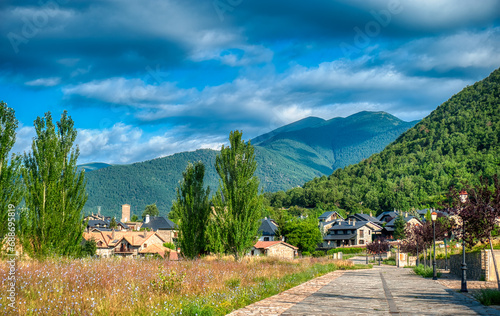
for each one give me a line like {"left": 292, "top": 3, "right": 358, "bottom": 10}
{"left": 121, "top": 204, "right": 130, "bottom": 223}
{"left": 348, "top": 219, "right": 351, "bottom": 225}
{"left": 145, "top": 214, "right": 150, "bottom": 224}
{"left": 369, "top": 211, "right": 372, "bottom": 217}
{"left": 405, "top": 212, "right": 408, "bottom": 218}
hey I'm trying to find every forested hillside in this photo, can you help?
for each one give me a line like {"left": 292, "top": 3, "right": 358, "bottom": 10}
{"left": 83, "top": 112, "right": 417, "bottom": 217}
{"left": 268, "top": 68, "right": 500, "bottom": 214}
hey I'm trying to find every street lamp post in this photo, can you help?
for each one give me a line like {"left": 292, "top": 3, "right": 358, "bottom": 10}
{"left": 444, "top": 232, "right": 448, "bottom": 271}
{"left": 460, "top": 190, "right": 468, "bottom": 293}
{"left": 432, "top": 211, "right": 438, "bottom": 280}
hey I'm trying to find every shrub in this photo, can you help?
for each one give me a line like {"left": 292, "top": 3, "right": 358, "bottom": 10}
{"left": 225, "top": 277, "right": 241, "bottom": 288}
{"left": 150, "top": 267, "right": 185, "bottom": 294}
{"left": 163, "top": 242, "right": 176, "bottom": 250}
{"left": 327, "top": 247, "right": 364, "bottom": 255}
{"left": 312, "top": 250, "right": 325, "bottom": 257}
{"left": 301, "top": 251, "right": 311, "bottom": 257}
{"left": 474, "top": 289, "right": 500, "bottom": 306}
{"left": 412, "top": 264, "right": 441, "bottom": 278}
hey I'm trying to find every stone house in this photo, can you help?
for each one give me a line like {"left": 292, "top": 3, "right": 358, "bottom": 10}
{"left": 140, "top": 215, "right": 178, "bottom": 244}
{"left": 381, "top": 213, "right": 421, "bottom": 239}
{"left": 258, "top": 218, "right": 282, "bottom": 241}
{"left": 318, "top": 211, "right": 345, "bottom": 234}
{"left": 83, "top": 230, "right": 166, "bottom": 258}
{"left": 250, "top": 241, "right": 298, "bottom": 260}
{"left": 322, "top": 218, "right": 381, "bottom": 248}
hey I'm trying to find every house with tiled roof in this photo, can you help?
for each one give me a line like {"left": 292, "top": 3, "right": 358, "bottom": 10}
{"left": 139, "top": 244, "right": 178, "bottom": 260}
{"left": 318, "top": 211, "right": 345, "bottom": 233}
{"left": 381, "top": 212, "right": 422, "bottom": 240}
{"left": 258, "top": 218, "right": 281, "bottom": 241}
{"left": 321, "top": 218, "right": 382, "bottom": 249}
{"left": 83, "top": 230, "right": 166, "bottom": 258}
{"left": 250, "top": 241, "right": 298, "bottom": 260}
{"left": 141, "top": 215, "right": 178, "bottom": 243}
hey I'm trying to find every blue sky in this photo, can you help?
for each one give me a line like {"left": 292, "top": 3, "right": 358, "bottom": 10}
{"left": 2, "top": 0, "right": 500, "bottom": 164}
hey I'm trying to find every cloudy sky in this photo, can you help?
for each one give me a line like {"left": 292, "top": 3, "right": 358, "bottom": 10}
{"left": 2, "top": 0, "right": 500, "bottom": 164}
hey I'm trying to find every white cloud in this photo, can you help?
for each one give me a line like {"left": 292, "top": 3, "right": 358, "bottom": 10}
{"left": 25, "top": 77, "right": 61, "bottom": 87}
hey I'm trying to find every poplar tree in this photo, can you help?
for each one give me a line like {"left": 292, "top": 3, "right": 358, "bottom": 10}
{"left": 21, "top": 111, "right": 87, "bottom": 258}
{"left": 0, "top": 101, "right": 22, "bottom": 242}
{"left": 393, "top": 214, "right": 407, "bottom": 240}
{"left": 172, "top": 162, "right": 210, "bottom": 259}
{"left": 213, "top": 131, "right": 262, "bottom": 261}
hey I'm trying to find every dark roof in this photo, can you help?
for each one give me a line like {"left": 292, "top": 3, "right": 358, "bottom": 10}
{"left": 319, "top": 211, "right": 335, "bottom": 220}
{"left": 324, "top": 233, "right": 357, "bottom": 241}
{"left": 142, "top": 216, "right": 177, "bottom": 230}
{"left": 328, "top": 220, "right": 369, "bottom": 232}
{"left": 385, "top": 215, "right": 417, "bottom": 227}
{"left": 376, "top": 211, "right": 399, "bottom": 222}
{"left": 348, "top": 213, "right": 381, "bottom": 224}
{"left": 87, "top": 220, "right": 108, "bottom": 227}
{"left": 259, "top": 218, "right": 278, "bottom": 236}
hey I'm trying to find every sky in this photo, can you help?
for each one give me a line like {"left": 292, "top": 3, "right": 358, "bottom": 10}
{"left": 2, "top": 0, "right": 500, "bottom": 164}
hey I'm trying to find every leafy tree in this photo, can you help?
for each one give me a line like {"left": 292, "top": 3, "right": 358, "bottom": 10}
{"left": 109, "top": 217, "right": 118, "bottom": 229}
{"left": 212, "top": 131, "right": 263, "bottom": 261}
{"left": 172, "top": 162, "right": 211, "bottom": 259}
{"left": 0, "top": 102, "right": 23, "bottom": 243}
{"left": 81, "top": 239, "right": 97, "bottom": 257}
{"left": 284, "top": 219, "right": 322, "bottom": 253}
{"left": 130, "top": 214, "right": 139, "bottom": 222}
{"left": 20, "top": 111, "right": 87, "bottom": 258}
{"left": 393, "top": 214, "right": 407, "bottom": 240}
{"left": 142, "top": 203, "right": 159, "bottom": 217}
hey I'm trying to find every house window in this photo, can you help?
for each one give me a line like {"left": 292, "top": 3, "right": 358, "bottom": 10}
{"left": 264, "top": 237, "right": 270, "bottom": 241}
{"left": 369, "top": 230, "right": 371, "bottom": 235}
{"left": 144, "top": 243, "right": 147, "bottom": 248}
{"left": 359, "top": 230, "right": 364, "bottom": 238}
{"left": 359, "top": 240, "right": 364, "bottom": 245}
{"left": 339, "top": 230, "right": 343, "bottom": 234}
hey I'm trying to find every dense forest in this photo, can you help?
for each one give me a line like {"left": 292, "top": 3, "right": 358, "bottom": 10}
{"left": 83, "top": 112, "right": 415, "bottom": 217}
{"left": 266, "top": 68, "right": 500, "bottom": 215}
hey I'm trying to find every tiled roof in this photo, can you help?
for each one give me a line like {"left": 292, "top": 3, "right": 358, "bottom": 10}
{"left": 139, "top": 244, "right": 178, "bottom": 260}
{"left": 349, "top": 213, "right": 380, "bottom": 223}
{"left": 83, "top": 230, "right": 165, "bottom": 248}
{"left": 254, "top": 241, "right": 298, "bottom": 250}
{"left": 323, "top": 233, "right": 357, "bottom": 241}
{"left": 259, "top": 218, "right": 278, "bottom": 236}
{"left": 328, "top": 220, "right": 369, "bottom": 231}
{"left": 142, "top": 216, "right": 177, "bottom": 231}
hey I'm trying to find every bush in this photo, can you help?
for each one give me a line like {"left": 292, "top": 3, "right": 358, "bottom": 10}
{"left": 163, "top": 242, "right": 176, "bottom": 250}
{"left": 412, "top": 264, "right": 441, "bottom": 278}
{"left": 312, "top": 250, "right": 325, "bottom": 257}
{"left": 301, "top": 251, "right": 311, "bottom": 257}
{"left": 150, "top": 267, "right": 185, "bottom": 294}
{"left": 327, "top": 247, "right": 364, "bottom": 255}
{"left": 474, "top": 289, "right": 500, "bottom": 306}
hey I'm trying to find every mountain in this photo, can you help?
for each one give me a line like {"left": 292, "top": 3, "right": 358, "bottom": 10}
{"left": 83, "top": 111, "right": 417, "bottom": 217}
{"left": 269, "top": 68, "right": 500, "bottom": 214}
{"left": 78, "top": 162, "right": 113, "bottom": 172}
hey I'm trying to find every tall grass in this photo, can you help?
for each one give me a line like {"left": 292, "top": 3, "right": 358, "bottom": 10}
{"left": 412, "top": 264, "right": 441, "bottom": 278}
{"left": 0, "top": 256, "right": 354, "bottom": 315}
{"left": 474, "top": 289, "right": 500, "bottom": 306}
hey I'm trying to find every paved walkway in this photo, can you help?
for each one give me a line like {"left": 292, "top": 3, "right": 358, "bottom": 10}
{"left": 229, "top": 257, "right": 500, "bottom": 315}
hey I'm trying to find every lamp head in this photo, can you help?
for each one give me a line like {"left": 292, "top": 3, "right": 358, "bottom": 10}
{"left": 431, "top": 211, "right": 437, "bottom": 222}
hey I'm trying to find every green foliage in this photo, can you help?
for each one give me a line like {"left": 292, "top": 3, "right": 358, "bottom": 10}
{"left": 412, "top": 264, "right": 441, "bottom": 278}
{"left": 80, "top": 239, "right": 97, "bottom": 257}
{"left": 142, "top": 203, "right": 159, "bottom": 217}
{"left": 393, "top": 214, "right": 407, "bottom": 240}
{"left": 0, "top": 101, "right": 23, "bottom": 242}
{"left": 150, "top": 267, "right": 185, "bottom": 294}
{"left": 474, "top": 289, "right": 500, "bottom": 306}
{"left": 109, "top": 217, "right": 117, "bottom": 229}
{"left": 173, "top": 162, "right": 211, "bottom": 259}
{"left": 213, "top": 131, "right": 263, "bottom": 261}
{"left": 163, "top": 242, "right": 176, "bottom": 250}
{"left": 284, "top": 219, "right": 322, "bottom": 253}
{"left": 301, "top": 251, "right": 311, "bottom": 257}
{"left": 20, "top": 111, "right": 87, "bottom": 258}
{"left": 267, "top": 68, "right": 500, "bottom": 213}
{"left": 327, "top": 247, "right": 364, "bottom": 255}
{"left": 130, "top": 214, "right": 139, "bottom": 222}
{"left": 312, "top": 250, "right": 325, "bottom": 257}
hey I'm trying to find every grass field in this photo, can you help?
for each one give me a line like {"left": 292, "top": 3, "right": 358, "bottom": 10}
{"left": 1, "top": 256, "right": 356, "bottom": 315}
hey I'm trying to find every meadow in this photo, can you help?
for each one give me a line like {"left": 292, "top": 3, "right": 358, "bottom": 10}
{"left": 0, "top": 256, "right": 355, "bottom": 315}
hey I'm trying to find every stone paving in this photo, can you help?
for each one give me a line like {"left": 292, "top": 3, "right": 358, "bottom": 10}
{"left": 229, "top": 257, "right": 500, "bottom": 316}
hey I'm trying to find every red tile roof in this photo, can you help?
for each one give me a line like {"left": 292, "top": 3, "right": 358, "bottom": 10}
{"left": 254, "top": 241, "right": 298, "bottom": 250}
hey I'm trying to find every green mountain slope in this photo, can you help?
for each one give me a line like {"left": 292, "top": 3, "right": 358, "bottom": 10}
{"left": 78, "top": 162, "right": 113, "bottom": 172}
{"left": 270, "top": 68, "right": 500, "bottom": 214}
{"left": 83, "top": 111, "right": 417, "bottom": 217}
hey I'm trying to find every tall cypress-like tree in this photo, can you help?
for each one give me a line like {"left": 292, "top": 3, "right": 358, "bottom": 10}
{"left": 213, "top": 131, "right": 262, "bottom": 261}
{"left": 172, "top": 162, "right": 210, "bottom": 259}
{"left": 20, "top": 111, "right": 87, "bottom": 258}
{"left": 0, "top": 101, "right": 23, "bottom": 242}
{"left": 393, "top": 214, "right": 407, "bottom": 240}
